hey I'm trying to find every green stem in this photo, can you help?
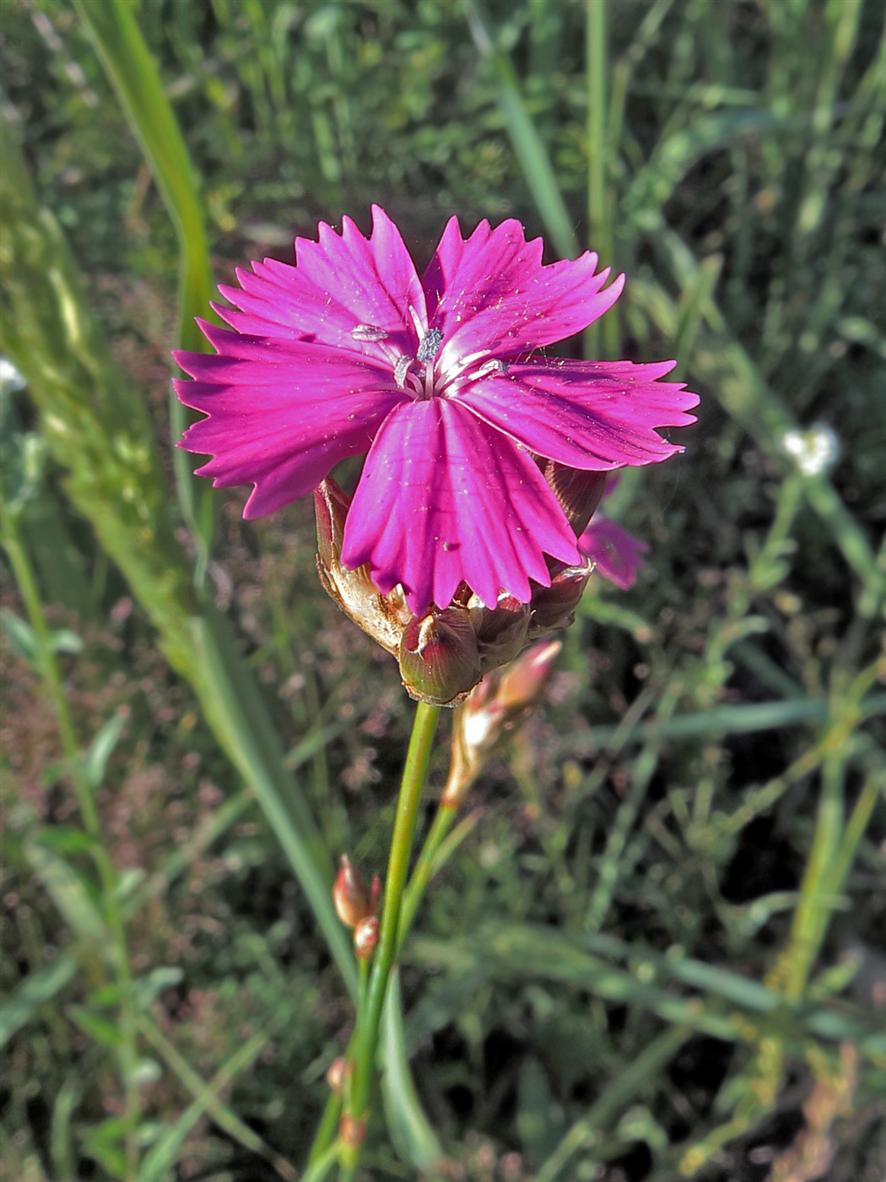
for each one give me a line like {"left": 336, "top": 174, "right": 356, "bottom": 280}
{"left": 308, "top": 791, "right": 466, "bottom": 1173}
{"left": 340, "top": 701, "right": 441, "bottom": 1177}
{"left": 398, "top": 803, "right": 457, "bottom": 945}
{"left": 0, "top": 505, "right": 142, "bottom": 1180}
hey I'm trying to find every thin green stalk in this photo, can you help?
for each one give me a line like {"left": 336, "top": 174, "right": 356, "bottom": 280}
{"left": 585, "top": 0, "right": 618, "bottom": 358}
{"left": 0, "top": 505, "right": 142, "bottom": 1181}
{"left": 340, "top": 702, "right": 441, "bottom": 1178}
{"left": 398, "top": 802, "right": 457, "bottom": 942}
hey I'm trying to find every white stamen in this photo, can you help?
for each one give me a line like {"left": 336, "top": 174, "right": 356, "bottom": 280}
{"left": 407, "top": 303, "right": 426, "bottom": 338}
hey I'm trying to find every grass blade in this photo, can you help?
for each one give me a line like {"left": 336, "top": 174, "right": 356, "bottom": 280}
{"left": 464, "top": 0, "right": 578, "bottom": 257}
{"left": 74, "top": 0, "right": 216, "bottom": 573}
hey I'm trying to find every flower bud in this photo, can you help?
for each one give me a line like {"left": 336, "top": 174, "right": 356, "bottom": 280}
{"left": 353, "top": 915, "right": 380, "bottom": 960}
{"left": 339, "top": 1113, "right": 366, "bottom": 1148}
{"left": 470, "top": 594, "right": 530, "bottom": 669}
{"left": 441, "top": 639, "right": 562, "bottom": 809}
{"left": 332, "top": 855, "right": 380, "bottom": 929}
{"left": 496, "top": 639, "right": 562, "bottom": 711}
{"left": 397, "top": 608, "right": 482, "bottom": 706}
{"left": 314, "top": 479, "right": 411, "bottom": 655}
{"left": 543, "top": 463, "right": 608, "bottom": 535}
{"left": 528, "top": 559, "right": 594, "bottom": 634}
{"left": 326, "top": 1057, "right": 349, "bottom": 1094}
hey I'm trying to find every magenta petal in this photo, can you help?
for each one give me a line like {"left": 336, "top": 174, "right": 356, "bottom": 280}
{"left": 455, "top": 358, "right": 700, "bottom": 470}
{"left": 423, "top": 217, "right": 624, "bottom": 372}
{"left": 214, "top": 205, "right": 425, "bottom": 362}
{"left": 340, "top": 399, "right": 581, "bottom": 614}
{"left": 579, "top": 516, "right": 649, "bottom": 590}
{"left": 174, "top": 334, "right": 406, "bottom": 518}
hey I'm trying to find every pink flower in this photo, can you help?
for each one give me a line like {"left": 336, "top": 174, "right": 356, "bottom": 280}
{"left": 579, "top": 516, "right": 649, "bottom": 591}
{"left": 174, "top": 207, "right": 697, "bottom": 614}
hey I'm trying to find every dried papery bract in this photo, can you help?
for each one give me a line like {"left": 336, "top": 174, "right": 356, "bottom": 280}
{"left": 314, "top": 479, "right": 410, "bottom": 656}
{"left": 442, "top": 638, "right": 563, "bottom": 809}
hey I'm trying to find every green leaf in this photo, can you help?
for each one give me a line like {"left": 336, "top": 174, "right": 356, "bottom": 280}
{"left": 0, "top": 608, "right": 38, "bottom": 665}
{"left": 68, "top": 1004, "right": 124, "bottom": 1049}
{"left": 25, "top": 841, "right": 105, "bottom": 945}
{"left": 380, "top": 972, "right": 444, "bottom": 1171}
{"left": 0, "top": 958, "right": 78, "bottom": 1050}
{"left": 84, "top": 712, "right": 127, "bottom": 791}
{"left": 82, "top": 1116, "right": 131, "bottom": 1176}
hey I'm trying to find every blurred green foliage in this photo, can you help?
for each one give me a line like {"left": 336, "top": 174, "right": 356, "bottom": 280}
{"left": 1, "top": 1, "right": 885, "bottom": 1180}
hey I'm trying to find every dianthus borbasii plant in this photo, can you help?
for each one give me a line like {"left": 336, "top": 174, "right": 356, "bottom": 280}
{"left": 174, "top": 207, "right": 698, "bottom": 1176}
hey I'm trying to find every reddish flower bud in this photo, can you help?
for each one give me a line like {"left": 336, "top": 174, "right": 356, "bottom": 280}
{"left": 332, "top": 855, "right": 379, "bottom": 929}
{"left": 441, "top": 639, "right": 562, "bottom": 808}
{"left": 397, "top": 608, "right": 482, "bottom": 706}
{"left": 528, "top": 559, "right": 594, "bottom": 634}
{"left": 470, "top": 593, "right": 531, "bottom": 668}
{"left": 497, "top": 638, "right": 563, "bottom": 712}
{"left": 353, "top": 915, "right": 380, "bottom": 960}
{"left": 339, "top": 1113, "right": 366, "bottom": 1148}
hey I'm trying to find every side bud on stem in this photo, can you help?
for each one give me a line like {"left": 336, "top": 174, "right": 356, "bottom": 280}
{"left": 332, "top": 855, "right": 380, "bottom": 930}
{"left": 442, "top": 638, "right": 562, "bottom": 809}
{"left": 353, "top": 915, "right": 380, "bottom": 961}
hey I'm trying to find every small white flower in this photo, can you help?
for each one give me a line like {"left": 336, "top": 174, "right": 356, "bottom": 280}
{"left": 0, "top": 357, "right": 26, "bottom": 395}
{"left": 781, "top": 423, "right": 840, "bottom": 477}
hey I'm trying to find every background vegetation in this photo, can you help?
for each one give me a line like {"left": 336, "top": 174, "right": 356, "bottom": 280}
{"left": 1, "top": 1, "right": 884, "bottom": 1180}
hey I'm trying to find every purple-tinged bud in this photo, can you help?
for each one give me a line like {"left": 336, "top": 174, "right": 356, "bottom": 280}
{"left": 314, "top": 479, "right": 411, "bottom": 655}
{"left": 542, "top": 463, "right": 609, "bottom": 536}
{"left": 398, "top": 608, "right": 482, "bottom": 705}
{"left": 528, "top": 559, "right": 594, "bottom": 634}
{"left": 353, "top": 915, "right": 380, "bottom": 960}
{"left": 332, "top": 855, "right": 379, "bottom": 929}
{"left": 441, "top": 640, "right": 562, "bottom": 809}
{"left": 470, "top": 593, "right": 530, "bottom": 668}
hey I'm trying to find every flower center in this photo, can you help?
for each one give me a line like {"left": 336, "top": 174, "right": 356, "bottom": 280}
{"left": 351, "top": 318, "right": 508, "bottom": 400}
{"left": 391, "top": 326, "right": 444, "bottom": 400}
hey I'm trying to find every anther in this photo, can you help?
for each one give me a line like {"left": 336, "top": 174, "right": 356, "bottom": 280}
{"left": 417, "top": 328, "right": 443, "bottom": 364}
{"left": 472, "top": 359, "right": 509, "bottom": 380}
{"left": 352, "top": 323, "right": 389, "bottom": 342}
{"left": 394, "top": 355, "right": 412, "bottom": 389}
